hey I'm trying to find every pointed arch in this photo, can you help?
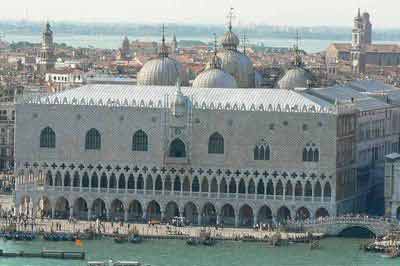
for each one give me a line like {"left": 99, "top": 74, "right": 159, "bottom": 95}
{"left": 137, "top": 174, "right": 144, "bottom": 190}
{"left": 132, "top": 130, "right": 148, "bottom": 151}
{"left": 305, "top": 181, "right": 312, "bottom": 197}
{"left": 220, "top": 178, "right": 227, "bottom": 193}
{"left": 265, "top": 145, "right": 270, "bottom": 160}
{"left": 248, "top": 179, "right": 255, "bottom": 194}
{"left": 127, "top": 174, "right": 135, "bottom": 190}
{"left": 128, "top": 200, "right": 143, "bottom": 222}
{"left": 221, "top": 204, "right": 235, "bottom": 226}
{"left": 173, "top": 176, "right": 181, "bottom": 191}
{"left": 182, "top": 176, "right": 190, "bottom": 192}
{"left": 303, "top": 148, "right": 308, "bottom": 161}
{"left": 307, "top": 149, "right": 314, "bottom": 162}
{"left": 259, "top": 146, "right": 265, "bottom": 160}
{"left": 201, "top": 177, "right": 209, "bottom": 192}
{"left": 295, "top": 181, "right": 303, "bottom": 197}
{"left": 164, "top": 175, "right": 172, "bottom": 191}
{"left": 146, "top": 175, "right": 153, "bottom": 191}
{"left": 64, "top": 171, "right": 71, "bottom": 187}
{"left": 211, "top": 177, "right": 218, "bottom": 193}
{"left": 314, "top": 149, "right": 319, "bottom": 162}
{"left": 100, "top": 173, "right": 108, "bottom": 188}
{"left": 40, "top": 127, "right": 56, "bottom": 148}
{"left": 208, "top": 132, "right": 224, "bottom": 154}
{"left": 192, "top": 176, "right": 200, "bottom": 192}
{"left": 109, "top": 173, "right": 117, "bottom": 189}
{"left": 266, "top": 180, "right": 274, "bottom": 195}
{"left": 118, "top": 174, "right": 126, "bottom": 189}
{"left": 91, "top": 172, "right": 98, "bottom": 188}
{"left": 82, "top": 172, "right": 89, "bottom": 187}
{"left": 254, "top": 146, "right": 259, "bottom": 160}
{"left": 46, "top": 171, "right": 53, "bottom": 186}
{"left": 229, "top": 178, "right": 237, "bottom": 194}
{"left": 238, "top": 178, "right": 246, "bottom": 194}
{"left": 257, "top": 179, "right": 265, "bottom": 195}
{"left": 55, "top": 171, "right": 62, "bottom": 186}
{"left": 314, "top": 181, "right": 322, "bottom": 198}
{"left": 324, "top": 182, "right": 332, "bottom": 199}
{"left": 169, "top": 138, "right": 186, "bottom": 158}
{"left": 155, "top": 175, "right": 162, "bottom": 191}
{"left": 85, "top": 128, "right": 101, "bottom": 150}
{"left": 285, "top": 180, "right": 293, "bottom": 198}
{"left": 276, "top": 180, "right": 283, "bottom": 196}
{"left": 73, "top": 171, "right": 80, "bottom": 187}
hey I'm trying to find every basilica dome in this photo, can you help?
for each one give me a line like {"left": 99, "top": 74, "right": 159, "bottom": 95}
{"left": 217, "top": 25, "right": 255, "bottom": 88}
{"left": 137, "top": 57, "right": 188, "bottom": 86}
{"left": 218, "top": 50, "right": 255, "bottom": 88}
{"left": 137, "top": 32, "right": 188, "bottom": 86}
{"left": 193, "top": 68, "right": 237, "bottom": 88}
{"left": 277, "top": 67, "right": 314, "bottom": 90}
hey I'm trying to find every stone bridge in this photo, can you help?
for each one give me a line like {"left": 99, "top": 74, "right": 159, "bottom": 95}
{"left": 296, "top": 217, "right": 399, "bottom": 237}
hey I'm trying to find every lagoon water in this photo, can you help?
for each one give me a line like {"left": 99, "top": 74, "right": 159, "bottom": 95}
{"left": 0, "top": 238, "right": 397, "bottom": 266}
{"left": 2, "top": 34, "right": 348, "bottom": 53}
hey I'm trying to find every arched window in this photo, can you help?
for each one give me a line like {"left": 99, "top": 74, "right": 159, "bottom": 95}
{"left": 307, "top": 149, "right": 314, "bottom": 162}
{"left": 313, "top": 149, "right": 319, "bottom": 162}
{"left": 169, "top": 138, "right": 186, "bottom": 158}
{"left": 40, "top": 127, "right": 56, "bottom": 148}
{"left": 254, "top": 144, "right": 270, "bottom": 161}
{"left": 132, "top": 130, "right": 148, "bottom": 151}
{"left": 208, "top": 132, "right": 224, "bottom": 154}
{"left": 302, "top": 148, "right": 308, "bottom": 161}
{"left": 85, "top": 128, "right": 101, "bottom": 150}
{"left": 254, "top": 146, "right": 259, "bottom": 160}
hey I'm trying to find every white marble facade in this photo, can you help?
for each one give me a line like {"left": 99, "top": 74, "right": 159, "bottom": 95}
{"left": 14, "top": 84, "right": 350, "bottom": 226}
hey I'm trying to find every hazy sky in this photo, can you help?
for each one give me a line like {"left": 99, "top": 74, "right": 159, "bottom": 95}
{"left": 2, "top": 0, "right": 400, "bottom": 28}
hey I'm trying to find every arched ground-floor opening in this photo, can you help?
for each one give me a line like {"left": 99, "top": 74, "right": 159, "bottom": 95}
{"left": 295, "top": 207, "right": 311, "bottom": 221}
{"left": 91, "top": 198, "right": 107, "bottom": 220}
{"left": 220, "top": 204, "right": 235, "bottom": 226}
{"left": 164, "top": 201, "right": 179, "bottom": 222}
{"left": 37, "top": 196, "right": 51, "bottom": 218}
{"left": 110, "top": 199, "right": 125, "bottom": 221}
{"left": 396, "top": 207, "right": 400, "bottom": 220}
{"left": 147, "top": 200, "right": 161, "bottom": 222}
{"left": 73, "top": 198, "right": 88, "bottom": 220}
{"left": 201, "top": 203, "right": 217, "bottom": 226}
{"left": 128, "top": 200, "right": 143, "bottom": 222}
{"left": 257, "top": 205, "right": 273, "bottom": 224}
{"left": 183, "top": 202, "right": 198, "bottom": 225}
{"left": 19, "top": 195, "right": 32, "bottom": 216}
{"left": 315, "top": 208, "right": 329, "bottom": 219}
{"left": 239, "top": 205, "right": 254, "bottom": 227}
{"left": 277, "top": 206, "right": 291, "bottom": 223}
{"left": 54, "top": 197, "right": 69, "bottom": 219}
{"left": 338, "top": 226, "right": 376, "bottom": 238}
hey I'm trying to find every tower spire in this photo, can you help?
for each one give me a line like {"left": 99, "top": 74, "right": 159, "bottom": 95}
{"left": 293, "top": 30, "right": 302, "bottom": 67}
{"left": 227, "top": 7, "right": 235, "bottom": 32}
{"left": 159, "top": 24, "right": 169, "bottom": 58}
{"left": 242, "top": 33, "right": 247, "bottom": 56}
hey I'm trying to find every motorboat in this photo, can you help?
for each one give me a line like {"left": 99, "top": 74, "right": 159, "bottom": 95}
{"left": 88, "top": 259, "right": 142, "bottom": 266}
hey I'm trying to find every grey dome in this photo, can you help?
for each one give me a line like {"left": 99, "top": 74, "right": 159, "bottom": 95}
{"left": 193, "top": 69, "right": 237, "bottom": 88}
{"left": 218, "top": 50, "right": 255, "bottom": 88}
{"left": 220, "top": 31, "right": 240, "bottom": 50}
{"left": 137, "top": 57, "right": 188, "bottom": 86}
{"left": 277, "top": 67, "right": 314, "bottom": 90}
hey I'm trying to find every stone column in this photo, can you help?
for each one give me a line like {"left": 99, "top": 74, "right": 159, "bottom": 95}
{"left": 253, "top": 214, "right": 257, "bottom": 227}
{"left": 69, "top": 207, "right": 73, "bottom": 218}
{"left": 88, "top": 209, "right": 92, "bottom": 221}
{"left": 51, "top": 207, "right": 55, "bottom": 219}
{"left": 198, "top": 213, "right": 202, "bottom": 226}
{"left": 234, "top": 214, "right": 239, "bottom": 227}
{"left": 124, "top": 209, "right": 128, "bottom": 222}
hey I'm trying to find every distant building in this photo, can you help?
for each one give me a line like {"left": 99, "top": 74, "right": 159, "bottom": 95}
{"left": 37, "top": 23, "right": 55, "bottom": 73}
{"left": 0, "top": 101, "right": 14, "bottom": 172}
{"left": 117, "top": 36, "right": 132, "bottom": 61}
{"left": 384, "top": 153, "right": 400, "bottom": 218}
{"left": 45, "top": 69, "right": 85, "bottom": 92}
{"left": 326, "top": 10, "right": 400, "bottom": 77}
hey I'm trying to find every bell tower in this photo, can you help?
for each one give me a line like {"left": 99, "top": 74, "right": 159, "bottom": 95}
{"left": 37, "top": 22, "right": 55, "bottom": 73}
{"left": 351, "top": 9, "right": 366, "bottom": 77}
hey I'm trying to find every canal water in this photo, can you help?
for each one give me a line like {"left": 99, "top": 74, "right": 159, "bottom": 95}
{"left": 0, "top": 238, "right": 397, "bottom": 266}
